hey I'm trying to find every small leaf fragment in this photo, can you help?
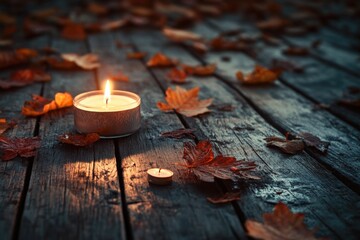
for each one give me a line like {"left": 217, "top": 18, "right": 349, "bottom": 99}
{"left": 58, "top": 133, "right": 100, "bottom": 147}
{"left": 207, "top": 192, "right": 241, "bottom": 204}
{"left": 161, "top": 128, "right": 196, "bottom": 139}
{"left": 237, "top": 65, "right": 280, "bottom": 85}
{"left": 182, "top": 64, "right": 216, "bottom": 76}
{"left": 147, "top": 52, "right": 177, "bottom": 68}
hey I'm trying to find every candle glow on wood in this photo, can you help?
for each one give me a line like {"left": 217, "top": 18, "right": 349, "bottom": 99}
{"left": 147, "top": 168, "right": 174, "bottom": 185}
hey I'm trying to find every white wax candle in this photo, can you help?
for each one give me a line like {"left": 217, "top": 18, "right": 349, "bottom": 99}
{"left": 147, "top": 168, "right": 174, "bottom": 185}
{"left": 76, "top": 95, "right": 138, "bottom": 112}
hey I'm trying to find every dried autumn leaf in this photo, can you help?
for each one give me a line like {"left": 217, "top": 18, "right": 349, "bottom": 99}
{"left": 167, "top": 68, "right": 187, "bottom": 84}
{"left": 283, "top": 47, "right": 309, "bottom": 56}
{"left": 182, "top": 64, "right": 216, "bottom": 76}
{"left": 161, "top": 128, "right": 196, "bottom": 139}
{"left": 162, "top": 27, "right": 202, "bottom": 42}
{"left": 127, "top": 51, "right": 147, "bottom": 60}
{"left": 0, "top": 48, "right": 38, "bottom": 69}
{"left": 22, "top": 92, "right": 73, "bottom": 117}
{"left": 257, "top": 18, "right": 289, "bottom": 31}
{"left": 0, "top": 119, "right": 16, "bottom": 135}
{"left": 179, "top": 140, "right": 258, "bottom": 182}
{"left": 147, "top": 52, "right": 177, "bottom": 68}
{"left": 0, "top": 136, "right": 41, "bottom": 161}
{"left": 61, "top": 23, "right": 86, "bottom": 41}
{"left": 87, "top": 3, "right": 108, "bottom": 15}
{"left": 43, "top": 56, "right": 77, "bottom": 70}
{"left": 61, "top": 53, "right": 100, "bottom": 70}
{"left": 265, "top": 136, "right": 305, "bottom": 154}
{"left": 157, "top": 86, "right": 212, "bottom": 117}
{"left": 210, "top": 36, "right": 248, "bottom": 51}
{"left": 297, "top": 132, "right": 329, "bottom": 153}
{"left": 100, "top": 18, "right": 128, "bottom": 31}
{"left": 58, "top": 133, "right": 100, "bottom": 147}
{"left": 246, "top": 202, "right": 323, "bottom": 240}
{"left": 237, "top": 65, "right": 281, "bottom": 85}
{"left": 207, "top": 192, "right": 241, "bottom": 204}
{"left": 109, "top": 72, "right": 129, "bottom": 82}
{"left": 0, "top": 68, "right": 51, "bottom": 89}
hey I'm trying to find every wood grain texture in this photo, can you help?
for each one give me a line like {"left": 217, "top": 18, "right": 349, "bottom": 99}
{"left": 88, "top": 31, "right": 247, "bottom": 240}
{"left": 189, "top": 18, "right": 360, "bottom": 189}
{"left": 206, "top": 16, "right": 360, "bottom": 129}
{"left": 18, "top": 39, "right": 126, "bottom": 240}
{"left": 127, "top": 28, "right": 360, "bottom": 239}
{"left": 0, "top": 35, "right": 48, "bottom": 240}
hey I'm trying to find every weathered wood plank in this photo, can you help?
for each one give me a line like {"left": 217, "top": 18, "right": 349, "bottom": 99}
{"left": 18, "top": 38, "right": 126, "bottom": 240}
{"left": 127, "top": 28, "right": 360, "bottom": 239}
{"left": 206, "top": 16, "right": 360, "bottom": 129}
{"left": 189, "top": 19, "right": 360, "bottom": 189}
{"left": 88, "top": 31, "right": 247, "bottom": 240}
{"left": 0, "top": 35, "right": 49, "bottom": 240}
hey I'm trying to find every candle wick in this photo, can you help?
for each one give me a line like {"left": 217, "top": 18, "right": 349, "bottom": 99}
{"left": 159, "top": 168, "right": 161, "bottom": 173}
{"left": 106, "top": 98, "right": 109, "bottom": 107}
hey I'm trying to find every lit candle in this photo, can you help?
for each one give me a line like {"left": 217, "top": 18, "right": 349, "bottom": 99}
{"left": 73, "top": 80, "right": 141, "bottom": 138}
{"left": 147, "top": 168, "right": 174, "bottom": 185}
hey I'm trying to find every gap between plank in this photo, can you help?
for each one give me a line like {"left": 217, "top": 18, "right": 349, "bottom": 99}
{"left": 114, "top": 139, "right": 134, "bottom": 240}
{"left": 204, "top": 20, "right": 360, "bottom": 131}
{"left": 181, "top": 43, "right": 360, "bottom": 195}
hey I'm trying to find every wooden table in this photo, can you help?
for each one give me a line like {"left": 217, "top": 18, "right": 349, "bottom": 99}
{"left": 1, "top": 1, "right": 360, "bottom": 239}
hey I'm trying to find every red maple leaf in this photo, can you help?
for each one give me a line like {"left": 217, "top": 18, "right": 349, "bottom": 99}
{"left": 0, "top": 136, "right": 41, "bottom": 161}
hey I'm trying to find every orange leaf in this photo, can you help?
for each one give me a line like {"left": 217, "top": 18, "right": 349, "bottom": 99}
{"left": 147, "top": 52, "right": 177, "bottom": 68}
{"left": 210, "top": 36, "right": 248, "bottom": 51}
{"left": 157, "top": 86, "right": 212, "bottom": 117}
{"left": 58, "top": 133, "right": 100, "bottom": 147}
{"left": 257, "top": 18, "right": 289, "bottom": 31}
{"left": 236, "top": 65, "right": 280, "bottom": 85}
{"left": 166, "top": 68, "right": 187, "bottom": 84}
{"left": 180, "top": 140, "right": 258, "bottom": 182}
{"left": 109, "top": 71, "right": 129, "bottom": 82}
{"left": 0, "top": 68, "right": 51, "bottom": 89}
{"left": 22, "top": 92, "right": 73, "bottom": 117}
{"left": 43, "top": 56, "right": 77, "bottom": 70}
{"left": 162, "top": 27, "right": 202, "bottom": 42}
{"left": 87, "top": 3, "right": 108, "bottom": 15}
{"left": 0, "top": 48, "right": 37, "bottom": 69}
{"left": 127, "top": 51, "right": 147, "bottom": 59}
{"left": 246, "top": 202, "right": 324, "bottom": 240}
{"left": 61, "top": 53, "right": 100, "bottom": 70}
{"left": 182, "top": 63, "right": 216, "bottom": 76}
{"left": 61, "top": 23, "right": 86, "bottom": 41}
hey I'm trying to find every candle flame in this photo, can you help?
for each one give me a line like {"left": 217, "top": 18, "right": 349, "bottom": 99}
{"left": 104, "top": 80, "right": 111, "bottom": 105}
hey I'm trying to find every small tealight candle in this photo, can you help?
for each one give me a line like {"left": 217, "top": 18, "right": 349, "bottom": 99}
{"left": 74, "top": 80, "right": 141, "bottom": 138}
{"left": 147, "top": 168, "right": 174, "bottom": 185}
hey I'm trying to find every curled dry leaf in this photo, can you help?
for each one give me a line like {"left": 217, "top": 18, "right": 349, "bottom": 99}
{"left": 246, "top": 202, "right": 324, "bottom": 240}
{"left": 283, "top": 47, "right": 309, "bottom": 56}
{"left": 61, "top": 53, "right": 100, "bottom": 70}
{"left": 0, "top": 48, "right": 38, "bottom": 69}
{"left": 207, "top": 192, "right": 241, "bottom": 204}
{"left": 182, "top": 64, "right": 216, "bottom": 76}
{"left": 257, "top": 17, "right": 289, "bottom": 31}
{"left": 22, "top": 92, "right": 73, "bottom": 117}
{"left": 161, "top": 128, "right": 196, "bottom": 139}
{"left": 297, "top": 132, "right": 330, "bottom": 153}
{"left": 61, "top": 23, "right": 87, "bottom": 41}
{"left": 109, "top": 71, "right": 129, "bottom": 82}
{"left": 237, "top": 65, "right": 281, "bottom": 85}
{"left": 147, "top": 52, "right": 177, "bottom": 68}
{"left": 167, "top": 68, "right": 187, "bottom": 84}
{"left": 210, "top": 36, "right": 248, "bottom": 51}
{"left": 0, "top": 119, "right": 16, "bottom": 135}
{"left": 0, "top": 136, "right": 41, "bottom": 161}
{"left": 58, "top": 133, "right": 100, "bottom": 147}
{"left": 162, "top": 27, "right": 202, "bottom": 42}
{"left": 157, "top": 86, "right": 212, "bottom": 117}
{"left": 179, "top": 140, "right": 259, "bottom": 182}
{"left": 127, "top": 51, "right": 147, "bottom": 60}
{"left": 265, "top": 132, "right": 329, "bottom": 155}
{"left": 265, "top": 136, "right": 305, "bottom": 154}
